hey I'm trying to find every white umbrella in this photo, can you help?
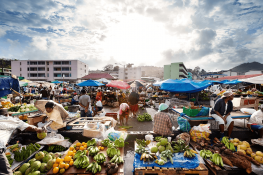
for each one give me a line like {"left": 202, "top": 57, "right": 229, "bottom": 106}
{"left": 239, "top": 75, "right": 263, "bottom": 84}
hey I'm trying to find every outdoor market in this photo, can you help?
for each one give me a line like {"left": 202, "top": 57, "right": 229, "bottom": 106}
{"left": 1, "top": 75, "right": 263, "bottom": 175}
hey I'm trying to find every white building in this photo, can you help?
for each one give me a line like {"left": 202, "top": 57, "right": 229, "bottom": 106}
{"left": 140, "top": 66, "right": 164, "bottom": 79}
{"left": 118, "top": 67, "right": 142, "bottom": 80}
{"left": 221, "top": 71, "right": 238, "bottom": 76}
{"left": 245, "top": 70, "right": 263, "bottom": 75}
{"left": 201, "top": 74, "right": 227, "bottom": 79}
{"left": 11, "top": 60, "right": 89, "bottom": 83}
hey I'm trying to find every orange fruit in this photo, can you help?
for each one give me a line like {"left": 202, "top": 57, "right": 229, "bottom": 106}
{"left": 72, "top": 153, "right": 75, "bottom": 157}
{"left": 73, "top": 150, "right": 76, "bottom": 153}
{"left": 59, "top": 162, "right": 65, "bottom": 169}
{"left": 53, "top": 163, "right": 59, "bottom": 168}
{"left": 67, "top": 151, "right": 73, "bottom": 156}
{"left": 76, "top": 142, "right": 81, "bottom": 147}
{"left": 82, "top": 142, "right": 86, "bottom": 146}
{"left": 59, "top": 168, "right": 65, "bottom": 174}
{"left": 79, "top": 146, "right": 84, "bottom": 151}
{"left": 69, "top": 146, "right": 74, "bottom": 151}
{"left": 65, "top": 163, "right": 69, "bottom": 169}
{"left": 69, "top": 160, "right": 74, "bottom": 166}
{"left": 60, "top": 159, "right": 64, "bottom": 162}
{"left": 53, "top": 167, "right": 59, "bottom": 174}
{"left": 56, "top": 158, "right": 61, "bottom": 163}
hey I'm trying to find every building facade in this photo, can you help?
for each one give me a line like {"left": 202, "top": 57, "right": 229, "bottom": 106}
{"left": 245, "top": 70, "right": 263, "bottom": 75}
{"left": 118, "top": 67, "right": 142, "bottom": 80}
{"left": 164, "top": 62, "right": 187, "bottom": 80}
{"left": 140, "top": 66, "right": 164, "bottom": 79}
{"left": 11, "top": 60, "right": 89, "bottom": 83}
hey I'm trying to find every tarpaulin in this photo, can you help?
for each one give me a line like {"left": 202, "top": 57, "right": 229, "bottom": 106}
{"left": 133, "top": 152, "right": 200, "bottom": 171}
{"left": 160, "top": 79, "right": 211, "bottom": 93}
{"left": 77, "top": 80, "right": 104, "bottom": 87}
{"left": 0, "top": 77, "right": 20, "bottom": 98}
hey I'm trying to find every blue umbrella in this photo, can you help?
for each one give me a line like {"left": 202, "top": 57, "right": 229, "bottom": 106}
{"left": 77, "top": 80, "right": 104, "bottom": 87}
{"left": 52, "top": 80, "right": 64, "bottom": 84}
{"left": 223, "top": 79, "right": 242, "bottom": 85}
{"left": 160, "top": 79, "right": 212, "bottom": 93}
{"left": 153, "top": 79, "right": 174, "bottom": 86}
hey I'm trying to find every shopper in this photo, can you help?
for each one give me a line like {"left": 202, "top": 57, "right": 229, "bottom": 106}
{"left": 128, "top": 89, "right": 139, "bottom": 118}
{"left": 211, "top": 91, "right": 234, "bottom": 139}
{"left": 153, "top": 103, "right": 173, "bottom": 136}
{"left": 40, "top": 87, "right": 49, "bottom": 100}
{"left": 96, "top": 88, "right": 103, "bottom": 101}
{"left": 119, "top": 103, "right": 130, "bottom": 125}
{"left": 247, "top": 108, "right": 263, "bottom": 137}
{"left": 79, "top": 89, "right": 92, "bottom": 117}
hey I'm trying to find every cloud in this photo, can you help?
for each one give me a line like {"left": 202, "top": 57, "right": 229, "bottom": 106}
{"left": 0, "top": 0, "right": 262, "bottom": 72}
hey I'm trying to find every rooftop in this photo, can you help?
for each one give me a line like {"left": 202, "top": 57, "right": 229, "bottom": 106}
{"left": 212, "top": 74, "right": 263, "bottom": 80}
{"left": 82, "top": 73, "right": 115, "bottom": 80}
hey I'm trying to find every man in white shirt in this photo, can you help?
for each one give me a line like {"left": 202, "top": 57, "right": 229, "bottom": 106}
{"left": 79, "top": 90, "right": 92, "bottom": 117}
{"left": 247, "top": 108, "right": 263, "bottom": 137}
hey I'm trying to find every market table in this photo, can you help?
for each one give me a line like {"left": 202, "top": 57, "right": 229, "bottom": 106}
{"left": 134, "top": 141, "right": 208, "bottom": 175}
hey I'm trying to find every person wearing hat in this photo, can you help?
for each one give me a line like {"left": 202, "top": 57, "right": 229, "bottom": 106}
{"left": 153, "top": 103, "right": 173, "bottom": 136}
{"left": 119, "top": 103, "right": 130, "bottom": 126}
{"left": 211, "top": 91, "right": 234, "bottom": 139}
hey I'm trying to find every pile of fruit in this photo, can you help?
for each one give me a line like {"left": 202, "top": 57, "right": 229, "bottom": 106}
{"left": 47, "top": 145, "right": 67, "bottom": 152}
{"left": 14, "top": 143, "right": 41, "bottom": 162}
{"left": 18, "top": 115, "right": 28, "bottom": 120}
{"left": 5, "top": 153, "right": 13, "bottom": 167}
{"left": 221, "top": 137, "right": 236, "bottom": 152}
{"left": 137, "top": 113, "right": 152, "bottom": 122}
{"left": 13, "top": 151, "right": 62, "bottom": 175}
{"left": 1, "top": 101, "right": 14, "bottom": 108}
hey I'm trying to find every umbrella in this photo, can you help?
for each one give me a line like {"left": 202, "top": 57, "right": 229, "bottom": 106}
{"left": 106, "top": 80, "right": 130, "bottom": 89}
{"left": 239, "top": 75, "right": 263, "bottom": 84}
{"left": 128, "top": 80, "right": 145, "bottom": 88}
{"left": 95, "top": 78, "right": 111, "bottom": 83}
{"left": 160, "top": 78, "right": 212, "bottom": 93}
{"left": 34, "top": 100, "right": 69, "bottom": 120}
{"left": 19, "top": 81, "right": 28, "bottom": 87}
{"left": 21, "top": 79, "right": 31, "bottom": 82}
{"left": 77, "top": 80, "right": 104, "bottom": 87}
{"left": 51, "top": 80, "right": 64, "bottom": 84}
{"left": 153, "top": 79, "right": 173, "bottom": 86}
{"left": 223, "top": 79, "right": 242, "bottom": 85}
{"left": 218, "top": 80, "right": 230, "bottom": 84}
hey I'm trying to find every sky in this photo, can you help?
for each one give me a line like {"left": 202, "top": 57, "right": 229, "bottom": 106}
{"left": 0, "top": 0, "right": 263, "bottom": 71}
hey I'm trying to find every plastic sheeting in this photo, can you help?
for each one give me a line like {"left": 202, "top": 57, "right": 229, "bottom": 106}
{"left": 133, "top": 152, "right": 200, "bottom": 171}
{"left": 77, "top": 80, "right": 104, "bottom": 87}
{"left": 0, "top": 77, "right": 20, "bottom": 98}
{"left": 160, "top": 79, "right": 212, "bottom": 93}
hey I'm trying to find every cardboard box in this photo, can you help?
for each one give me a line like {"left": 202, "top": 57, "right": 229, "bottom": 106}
{"left": 83, "top": 128, "right": 103, "bottom": 138}
{"left": 27, "top": 114, "right": 47, "bottom": 126}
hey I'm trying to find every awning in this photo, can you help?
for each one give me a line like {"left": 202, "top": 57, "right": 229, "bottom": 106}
{"left": 77, "top": 80, "right": 104, "bottom": 87}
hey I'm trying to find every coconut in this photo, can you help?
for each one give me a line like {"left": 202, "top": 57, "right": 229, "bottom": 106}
{"left": 25, "top": 168, "right": 32, "bottom": 175}
{"left": 42, "top": 154, "right": 52, "bottom": 163}
{"left": 19, "top": 163, "right": 30, "bottom": 174}
{"left": 46, "top": 159, "right": 56, "bottom": 170}
{"left": 35, "top": 152, "right": 45, "bottom": 161}
{"left": 160, "top": 138, "right": 168, "bottom": 146}
{"left": 31, "top": 161, "right": 41, "bottom": 171}
{"left": 37, "top": 132, "right": 47, "bottom": 140}
{"left": 39, "top": 163, "right": 47, "bottom": 173}
{"left": 156, "top": 142, "right": 161, "bottom": 147}
{"left": 28, "top": 171, "right": 41, "bottom": 175}
{"left": 151, "top": 147, "right": 158, "bottom": 153}
{"left": 158, "top": 146, "right": 165, "bottom": 153}
{"left": 13, "top": 171, "right": 22, "bottom": 175}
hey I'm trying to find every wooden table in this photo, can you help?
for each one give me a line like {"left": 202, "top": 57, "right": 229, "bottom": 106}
{"left": 47, "top": 140, "right": 124, "bottom": 175}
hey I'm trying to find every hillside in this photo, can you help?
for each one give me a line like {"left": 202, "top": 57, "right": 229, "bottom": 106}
{"left": 230, "top": 62, "right": 263, "bottom": 73}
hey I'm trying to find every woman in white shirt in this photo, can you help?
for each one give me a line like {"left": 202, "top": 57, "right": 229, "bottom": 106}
{"left": 247, "top": 108, "right": 263, "bottom": 137}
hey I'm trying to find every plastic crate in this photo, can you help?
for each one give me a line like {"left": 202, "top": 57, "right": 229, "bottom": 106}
{"left": 183, "top": 106, "right": 201, "bottom": 117}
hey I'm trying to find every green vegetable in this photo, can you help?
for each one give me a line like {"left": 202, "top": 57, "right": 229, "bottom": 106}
{"left": 8, "top": 106, "right": 21, "bottom": 112}
{"left": 137, "top": 113, "right": 152, "bottom": 122}
{"left": 64, "top": 106, "right": 68, "bottom": 111}
{"left": 102, "top": 138, "right": 111, "bottom": 147}
{"left": 114, "top": 138, "right": 125, "bottom": 148}
{"left": 118, "top": 126, "right": 133, "bottom": 129}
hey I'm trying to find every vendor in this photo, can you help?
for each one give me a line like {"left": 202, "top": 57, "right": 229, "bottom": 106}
{"left": 96, "top": 88, "right": 103, "bottom": 101}
{"left": 153, "top": 103, "right": 173, "bottom": 136}
{"left": 0, "top": 116, "right": 43, "bottom": 175}
{"left": 92, "top": 97, "right": 103, "bottom": 116}
{"left": 247, "top": 108, "right": 263, "bottom": 137}
{"left": 42, "top": 102, "right": 65, "bottom": 131}
{"left": 128, "top": 89, "right": 139, "bottom": 118}
{"left": 119, "top": 103, "right": 130, "bottom": 125}
{"left": 211, "top": 92, "right": 234, "bottom": 139}
{"left": 71, "top": 93, "right": 79, "bottom": 105}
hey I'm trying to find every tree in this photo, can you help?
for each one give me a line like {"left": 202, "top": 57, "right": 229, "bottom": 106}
{"left": 103, "top": 64, "right": 114, "bottom": 71}
{"left": 126, "top": 63, "right": 133, "bottom": 68}
{"left": 113, "top": 66, "right": 119, "bottom": 71}
{"left": 200, "top": 69, "right": 206, "bottom": 75}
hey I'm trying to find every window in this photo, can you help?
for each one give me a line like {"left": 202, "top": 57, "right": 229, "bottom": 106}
{"left": 47, "top": 68, "right": 49, "bottom": 71}
{"left": 38, "top": 61, "right": 45, "bottom": 65}
{"left": 70, "top": 73, "right": 71, "bottom": 77}
{"left": 30, "top": 61, "right": 37, "bottom": 65}
{"left": 62, "top": 67, "right": 70, "bottom": 71}
{"left": 47, "top": 73, "right": 49, "bottom": 77}
{"left": 27, "top": 68, "right": 29, "bottom": 71}
{"left": 54, "top": 61, "right": 61, "bottom": 65}
{"left": 54, "top": 67, "right": 62, "bottom": 71}
{"left": 69, "top": 61, "right": 71, "bottom": 65}
{"left": 29, "top": 67, "right": 37, "bottom": 71}
{"left": 20, "top": 62, "right": 21, "bottom": 65}
{"left": 20, "top": 68, "right": 22, "bottom": 71}
{"left": 54, "top": 73, "right": 62, "bottom": 77}
{"left": 29, "top": 73, "right": 38, "bottom": 77}
{"left": 38, "top": 73, "right": 45, "bottom": 77}
{"left": 47, "top": 62, "right": 49, "bottom": 65}
{"left": 38, "top": 67, "right": 45, "bottom": 71}
{"left": 62, "top": 61, "right": 70, "bottom": 65}
{"left": 27, "top": 61, "right": 29, "bottom": 65}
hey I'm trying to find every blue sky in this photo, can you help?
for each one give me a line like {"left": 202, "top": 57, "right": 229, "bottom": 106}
{"left": 0, "top": 0, "right": 263, "bottom": 70}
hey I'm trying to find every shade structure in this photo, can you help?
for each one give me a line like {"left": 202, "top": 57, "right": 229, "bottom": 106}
{"left": 51, "top": 80, "right": 64, "bottom": 84}
{"left": 20, "top": 79, "right": 31, "bottom": 82}
{"left": 95, "top": 78, "right": 111, "bottom": 83}
{"left": 128, "top": 80, "right": 145, "bottom": 88}
{"left": 19, "top": 81, "right": 28, "bottom": 87}
{"left": 239, "top": 75, "right": 263, "bottom": 84}
{"left": 223, "top": 79, "right": 242, "bottom": 85}
{"left": 153, "top": 79, "right": 175, "bottom": 86}
{"left": 77, "top": 80, "right": 104, "bottom": 87}
{"left": 106, "top": 80, "right": 130, "bottom": 89}
{"left": 0, "top": 77, "right": 20, "bottom": 97}
{"left": 160, "top": 79, "right": 212, "bottom": 93}
{"left": 218, "top": 80, "right": 230, "bottom": 84}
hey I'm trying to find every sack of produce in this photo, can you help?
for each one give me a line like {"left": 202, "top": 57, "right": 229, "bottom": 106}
{"left": 190, "top": 124, "right": 211, "bottom": 142}
{"left": 177, "top": 116, "right": 191, "bottom": 132}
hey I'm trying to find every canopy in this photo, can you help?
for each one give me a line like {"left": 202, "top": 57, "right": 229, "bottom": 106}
{"left": 128, "top": 80, "right": 145, "bottom": 88}
{"left": 0, "top": 77, "right": 20, "bottom": 97}
{"left": 160, "top": 79, "right": 212, "bottom": 93}
{"left": 218, "top": 80, "right": 230, "bottom": 84}
{"left": 19, "top": 81, "right": 28, "bottom": 87}
{"left": 20, "top": 79, "right": 31, "bottom": 82}
{"left": 223, "top": 79, "right": 242, "bottom": 85}
{"left": 153, "top": 79, "right": 173, "bottom": 86}
{"left": 77, "top": 80, "right": 104, "bottom": 87}
{"left": 51, "top": 80, "right": 64, "bottom": 84}
{"left": 106, "top": 80, "right": 130, "bottom": 89}
{"left": 95, "top": 78, "right": 111, "bottom": 83}
{"left": 239, "top": 75, "right": 263, "bottom": 84}
{"left": 28, "top": 81, "right": 55, "bottom": 87}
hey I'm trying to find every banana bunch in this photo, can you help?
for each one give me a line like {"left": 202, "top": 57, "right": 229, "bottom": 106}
{"left": 74, "top": 150, "right": 87, "bottom": 159}
{"left": 110, "top": 155, "right": 124, "bottom": 164}
{"left": 200, "top": 149, "right": 213, "bottom": 159}
{"left": 86, "top": 161, "right": 101, "bottom": 174}
{"left": 73, "top": 155, "right": 89, "bottom": 168}
{"left": 94, "top": 153, "right": 106, "bottom": 164}
{"left": 173, "top": 139, "right": 189, "bottom": 153}
{"left": 8, "top": 141, "right": 20, "bottom": 152}
{"left": 184, "top": 149, "right": 196, "bottom": 158}
{"left": 87, "top": 146, "right": 100, "bottom": 156}
{"left": 87, "top": 138, "right": 97, "bottom": 147}
{"left": 211, "top": 153, "right": 223, "bottom": 166}
{"left": 107, "top": 147, "right": 120, "bottom": 158}
{"left": 221, "top": 137, "right": 235, "bottom": 151}
{"left": 140, "top": 153, "right": 157, "bottom": 162}
{"left": 155, "top": 159, "right": 165, "bottom": 165}
{"left": 135, "top": 144, "right": 146, "bottom": 154}
{"left": 160, "top": 150, "right": 173, "bottom": 164}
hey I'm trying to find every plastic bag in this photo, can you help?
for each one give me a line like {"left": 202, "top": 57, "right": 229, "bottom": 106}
{"left": 191, "top": 124, "right": 211, "bottom": 133}
{"left": 177, "top": 115, "right": 191, "bottom": 132}
{"left": 145, "top": 135, "right": 154, "bottom": 141}
{"left": 83, "top": 122, "right": 106, "bottom": 139}
{"left": 37, "top": 132, "right": 71, "bottom": 148}
{"left": 104, "top": 127, "right": 127, "bottom": 141}
{"left": 240, "top": 108, "right": 256, "bottom": 115}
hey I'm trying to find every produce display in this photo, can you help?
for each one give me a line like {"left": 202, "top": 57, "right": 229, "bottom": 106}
{"left": 94, "top": 153, "right": 106, "bottom": 164}
{"left": 5, "top": 153, "right": 13, "bottom": 167}
{"left": 7, "top": 103, "right": 38, "bottom": 112}
{"left": 86, "top": 161, "right": 102, "bottom": 174}
{"left": 104, "top": 162, "right": 119, "bottom": 174}
{"left": 47, "top": 145, "right": 67, "bottom": 152}
{"left": 73, "top": 151, "right": 89, "bottom": 168}
{"left": 110, "top": 155, "right": 124, "bottom": 164}
{"left": 107, "top": 147, "right": 120, "bottom": 158}
{"left": 137, "top": 113, "right": 152, "bottom": 122}
{"left": 136, "top": 139, "right": 151, "bottom": 147}
{"left": 114, "top": 138, "right": 125, "bottom": 148}
{"left": 183, "top": 149, "right": 197, "bottom": 158}
{"left": 1, "top": 101, "right": 15, "bottom": 108}
{"left": 14, "top": 143, "right": 41, "bottom": 162}
{"left": 221, "top": 137, "right": 235, "bottom": 152}
{"left": 87, "top": 146, "right": 100, "bottom": 156}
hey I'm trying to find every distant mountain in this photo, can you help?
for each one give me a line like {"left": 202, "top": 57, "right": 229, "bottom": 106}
{"left": 230, "top": 62, "right": 263, "bottom": 74}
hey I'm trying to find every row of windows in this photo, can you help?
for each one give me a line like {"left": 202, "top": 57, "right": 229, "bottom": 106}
{"left": 25, "top": 61, "right": 72, "bottom": 65}
{"left": 24, "top": 67, "right": 72, "bottom": 71}
{"left": 27, "top": 73, "right": 72, "bottom": 77}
